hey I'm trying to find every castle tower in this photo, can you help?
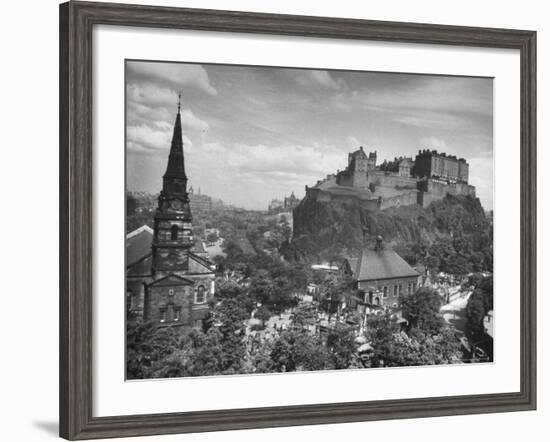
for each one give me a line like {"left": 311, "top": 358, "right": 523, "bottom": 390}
{"left": 367, "top": 150, "right": 377, "bottom": 171}
{"left": 151, "top": 95, "right": 194, "bottom": 278}
{"left": 348, "top": 146, "right": 369, "bottom": 188}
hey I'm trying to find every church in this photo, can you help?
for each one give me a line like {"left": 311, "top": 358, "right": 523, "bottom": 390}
{"left": 126, "top": 98, "right": 215, "bottom": 328}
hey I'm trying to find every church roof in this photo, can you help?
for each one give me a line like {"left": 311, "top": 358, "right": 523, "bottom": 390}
{"left": 146, "top": 273, "right": 195, "bottom": 287}
{"left": 126, "top": 225, "right": 154, "bottom": 267}
{"left": 353, "top": 247, "right": 419, "bottom": 281}
{"left": 126, "top": 224, "right": 209, "bottom": 268}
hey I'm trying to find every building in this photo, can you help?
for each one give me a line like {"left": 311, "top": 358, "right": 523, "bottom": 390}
{"left": 268, "top": 198, "right": 284, "bottom": 212}
{"left": 303, "top": 146, "right": 475, "bottom": 211}
{"left": 343, "top": 237, "right": 421, "bottom": 308}
{"left": 268, "top": 192, "right": 301, "bottom": 213}
{"left": 336, "top": 147, "right": 376, "bottom": 188}
{"left": 398, "top": 157, "right": 413, "bottom": 177}
{"left": 412, "top": 149, "right": 469, "bottom": 183}
{"left": 283, "top": 192, "right": 300, "bottom": 211}
{"left": 188, "top": 186, "right": 213, "bottom": 212}
{"left": 126, "top": 99, "right": 215, "bottom": 328}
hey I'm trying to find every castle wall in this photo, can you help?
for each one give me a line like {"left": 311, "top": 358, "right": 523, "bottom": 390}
{"left": 378, "top": 189, "right": 419, "bottom": 210}
{"left": 418, "top": 179, "right": 476, "bottom": 207}
{"left": 458, "top": 161, "right": 469, "bottom": 182}
{"left": 370, "top": 171, "right": 418, "bottom": 189}
{"left": 305, "top": 187, "right": 379, "bottom": 210}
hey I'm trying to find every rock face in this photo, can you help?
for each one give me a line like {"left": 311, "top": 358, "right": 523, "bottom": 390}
{"left": 284, "top": 192, "right": 491, "bottom": 268}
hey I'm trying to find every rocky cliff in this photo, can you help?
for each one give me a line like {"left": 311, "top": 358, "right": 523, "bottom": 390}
{"left": 283, "top": 193, "right": 492, "bottom": 274}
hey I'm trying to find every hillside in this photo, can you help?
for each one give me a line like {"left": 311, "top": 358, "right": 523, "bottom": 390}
{"left": 283, "top": 194, "right": 492, "bottom": 274}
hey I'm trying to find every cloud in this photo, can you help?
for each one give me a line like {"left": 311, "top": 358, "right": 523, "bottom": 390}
{"left": 346, "top": 136, "right": 361, "bottom": 149}
{"left": 127, "top": 62, "right": 217, "bottom": 95}
{"left": 127, "top": 124, "right": 192, "bottom": 155}
{"left": 227, "top": 143, "right": 345, "bottom": 178}
{"left": 419, "top": 136, "right": 448, "bottom": 151}
{"left": 127, "top": 84, "right": 210, "bottom": 132}
{"left": 468, "top": 156, "right": 494, "bottom": 210}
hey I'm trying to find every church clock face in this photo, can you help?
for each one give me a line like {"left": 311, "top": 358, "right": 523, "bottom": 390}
{"left": 170, "top": 199, "right": 183, "bottom": 211}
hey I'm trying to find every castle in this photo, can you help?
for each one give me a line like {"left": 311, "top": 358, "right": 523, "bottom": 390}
{"left": 305, "top": 147, "right": 476, "bottom": 210}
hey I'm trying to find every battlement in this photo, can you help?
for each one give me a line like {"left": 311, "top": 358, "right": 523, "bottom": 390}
{"left": 303, "top": 146, "right": 475, "bottom": 211}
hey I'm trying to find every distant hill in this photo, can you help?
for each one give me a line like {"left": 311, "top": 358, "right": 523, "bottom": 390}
{"left": 283, "top": 193, "right": 492, "bottom": 274}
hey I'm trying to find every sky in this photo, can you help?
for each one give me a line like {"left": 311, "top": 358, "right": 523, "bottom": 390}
{"left": 126, "top": 61, "right": 493, "bottom": 210}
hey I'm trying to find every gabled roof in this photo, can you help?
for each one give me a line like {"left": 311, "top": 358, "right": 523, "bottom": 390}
{"left": 146, "top": 273, "right": 195, "bottom": 287}
{"left": 354, "top": 247, "right": 419, "bottom": 281}
{"left": 126, "top": 225, "right": 154, "bottom": 267}
{"left": 188, "top": 252, "right": 215, "bottom": 272}
{"left": 127, "top": 255, "right": 152, "bottom": 277}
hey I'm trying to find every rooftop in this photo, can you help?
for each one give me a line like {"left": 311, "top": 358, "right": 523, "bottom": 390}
{"left": 126, "top": 225, "right": 209, "bottom": 267}
{"left": 352, "top": 247, "right": 419, "bottom": 281}
{"left": 126, "top": 225, "right": 153, "bottom": 266}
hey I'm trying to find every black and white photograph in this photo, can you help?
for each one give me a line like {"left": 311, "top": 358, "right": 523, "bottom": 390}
{"left": 125, "top": 60, "right": 494, "bottom": 380}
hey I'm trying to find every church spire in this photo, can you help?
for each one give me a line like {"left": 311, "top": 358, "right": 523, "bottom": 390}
{"left": 162, "top": 93, "right": 187, "bottom": 194}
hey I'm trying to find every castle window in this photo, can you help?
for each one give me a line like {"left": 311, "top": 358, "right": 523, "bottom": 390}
{"left": 393, "top": 285, "right": 398, "bottom": 296}
{"left": 174, "top": 307, "right": 181, "bottom": 322}
{"left": 168, "top": 289, "right": 174, "bottom": 296}
{"left": 170, "top": 225, "right": 178, "bottom": 240}
{"left": 383, "top": 286, "right": 388, "bottom": 298}
{"left": 195, "top": 285, "right": 207, "bottom": 304}
{"left": 159, "top": 308, "right": 167, "bottom": 323}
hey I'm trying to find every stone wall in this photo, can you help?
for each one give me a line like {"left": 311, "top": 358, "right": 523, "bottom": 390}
{"left": 378, "top": 189, "right": 419, "bottom": 210}
{"left": 418, "top": 179, "right": 476, "bottom": 208}
{"left": 370, "top": 171, "right": 418, "bottom": 189}
{"left": 144, "top": 278, "right": 213, "bottom": 327}
{"left": 357, "top": 275, "right": 420, "bottom": 308}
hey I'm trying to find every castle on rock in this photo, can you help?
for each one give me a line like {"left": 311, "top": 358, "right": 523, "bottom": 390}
{"left": 305, "top": 146, "right": 476, "bottom": 210}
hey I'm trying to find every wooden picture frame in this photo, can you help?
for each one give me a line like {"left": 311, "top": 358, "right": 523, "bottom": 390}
{"left": 59, "top": 1, "right": 536, "bottom": 439}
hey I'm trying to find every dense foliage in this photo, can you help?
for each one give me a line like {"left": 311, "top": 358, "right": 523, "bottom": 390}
{"left": 465, "top": 275, "right": 494, "bottom": 341}
{"left": 287, "top": 194, "right": 493, "bottom": 275}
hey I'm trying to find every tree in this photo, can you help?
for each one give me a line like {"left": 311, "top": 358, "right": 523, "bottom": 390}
{"left": 364, "top": 312, "right": 400, "bottom": 367}
{"left": 126, "top": 319, "right": 182, "bottom": 379}
{"left": 206, "top": 231, "right": 218, "bottom": 243}
{"left": 270, "top": 329, "right": 333, "bottom": 372}
{"left": 326, "top": 327, "right": 360, "bottom": 369}
{"left": 249, "top": 270, "right": 274, "bottom": 305}
{"left": 465, "top": 275, "right": 493, "bottom": 340}
{"left": 319, "top": 273, "right": 354, "bottom": 319}
{"left": 254, "top": 305, "right": 273, "bottom": 326}
{"left": 399, "top": 287, "right": 444, "bottom": 335}
{"left": 364, "top": 313, "right": 461, "bottom": 368}
{"left": 291, "top": 303, "right": 318, "bottom": 328}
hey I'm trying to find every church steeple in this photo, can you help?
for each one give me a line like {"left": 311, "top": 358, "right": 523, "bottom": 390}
{"left": 162, "top": 93, "right": 188, "bottom": 194}
{"left": 151, "top": 95, "right": 194, "bottom": 278}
